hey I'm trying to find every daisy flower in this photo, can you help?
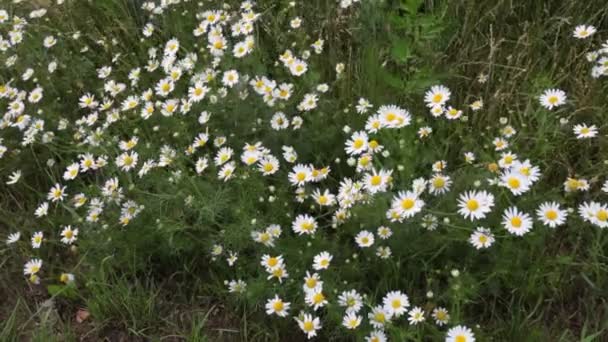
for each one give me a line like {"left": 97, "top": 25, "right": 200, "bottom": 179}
{"left": 366, "top": 330, "right": 388, "bottom": 342}
{"left": 355, "top": 230, "right": 374, "bottom": 248}
{"left": 539, "top": 89, "right": 566, "bottom": 110}
{"left": 23, "top": 259, "right": 42, "bottom": 275}
{"left": 305, "top": 290, "right": 328, "bottom": 310}
{"left": 60, "top": 225, "right": 78, "bottom": 244}
{"left": 468, "top": 227, "right": 495, "bottom": 249}
{"left": 446, "top": 325, "right": 476, "bottom": 342}
{"left": 457, "top": 190, "right": 495, "bottom": 220}
{"left": 500, "top": 171, "right": 531, "bottom": 196}
{"left": 265, "top": 295, "right": 290, "bottom": 317}
{"left": 303, "top": 271, "right": 323, "bottom": 294}
{"left": 368, "top": 305, "right": 393, "bottom": 329}
{"left": 536, "top": 202, "right": 567, "bottom": 228}
{"left": 424, "top": 85, "right": 451, "bottom": 107}
{"left": 502, "top": 207, "right": 533, "bottom": 236}
{"left": 345, "top": 131, "right": 369, "bottom": 155}
{"left": 6, "top": 232, "right": 20, "bottom": 245}
{"left": 432, "top": 307, "right": 450, "bottom": 326}
{"left": 573, "top": 123, "right": 598, "bottom": 139}
{"left": 377, "top": 226, "right": 392, "bottom": 240}
{"left": 295, "top": 313, "right": 321, "bottom": 339}
{"left": 313, "top": 251, "right": 333, "bottom": 270}
{"left": 383, "top": 290, "right": 410, "bottom": 317}
{"left": 573, "top": 25, "right": 596, "bottom": 39}
{"left": 338, "top": 290, "right": 363, "bottom": 314}
{"left": 428, "top": 174, "right": 452, "bottom": 195}
{"left": 48, "top": 183, "right": 67, "bottom": 202}
{"left": 342, "top": 312, "right": 362, "bottom": 330}
{"left": 31, "top": 231, "right": 43, "bottom": 248}
{"left": 408, "top": 307, "right": 425, "bottom": 325}
{"left": 292, "top": 214, "right": 318, "bottom": 235}
{"left": 390, "top": 191, "right": 425, "bottom": 220}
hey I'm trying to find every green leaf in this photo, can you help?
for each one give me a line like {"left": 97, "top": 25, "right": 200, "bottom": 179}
{"left": 391, "top": 40, "right": 411, "bottom": 63}
{"left": 401, "top": 0, "right": 424, "bottom": 14}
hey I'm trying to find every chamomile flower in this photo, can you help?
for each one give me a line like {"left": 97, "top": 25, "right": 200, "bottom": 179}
{"left": 31, "top": 231, "right": 43, "bottom": 248}
{"left": 295, "top": 314, "right": 321, "bottom": 339}
{"left": 60, "top": 225, "right": 78, "bottom": 244}
{"left": 428, "top": 174, "right": 452, "bottom": 195}
{"left": 500, "top": 171, "right": 531, "bottom": 196}
{"left": 24, "top": 259, "right": 42, "bottom": 275}
{"left": 6, "top": 170, "right": 21, "bottom": 185}
{"left": 377, "top": 226, "right": 392, "bottom": 240}
{"left": 6, "top": 232, "right": 20, "bottom": 245}
{"left": 573, "top": 123, "right": 598, "bottom": 139}
{"left": 48, "top": 183, "right": 67, "bottom": 202}
{"left": 432, "top": 307, "right": 450, "bottom": 326}
{"left": 311, "top": 189, "right": 336, "bottom": 207}
{"left": 539, "top": 89, "right": 566, "bottom": 110}
{"left": 390, "top": 191, "right": 424, "bottom": 220}
{"left": 446, "top": 325, "right": 476, "bottom": 342}
{"left": 536, "top": 202, "right": 567, "bottom": 228}
{"left": 573, "top": 25, "right": 596, "bottom": 39}
{"left": 383, "top": 290, "right": 410, "bottom": 317}
{"left": 457, "top": 190, "right": 495, "bottom": 220}
{"left": 468, "top": 227, "right": 495, "bottom": 249}
{"left": 368, "top": 306, "right": 392, "bottom": 329}
{"left": 289, "top": 164, "right": 313, "bottom": 186}
{"left": 292, "top": 214, "right": 318, "bottom": 235}
{"left": 578, "top": 201, "right": 608, "bottom": 228}
{"left": 342, "top": 312, "right": 362, "bottom": 330}
{"left": 408, "top": 307, "right": 425, "bottom": 325}
{"left": 265, "top": 295, "right": 290, "bottom": 317}
{"left": 424, "top": 85, "right": 451, "bottom": 107}
{"left": 218, "top": 162, "right": 236, "bottom": 181}
{"left": 345, "top": 131, "right": 369, "bottom": 155}
{"left": 305, "top": 290, "right": 328, "bottom": 310}
{"left": 363, "top": 169, "right": 392, "bottom": 194}
{"left": 355, "top": 230, "right": 374, "bottom": 248}
{"left": 313, "top": 251, "right": 333, "bottom": 270}
{"left": 338, "top": 290, "right": 363, "bottom": 314}
{"left": 502, "top": 207, "right": 533, "bottom": 236}
{"left": 366, "top": 330, "right": 388, "bottom": 342}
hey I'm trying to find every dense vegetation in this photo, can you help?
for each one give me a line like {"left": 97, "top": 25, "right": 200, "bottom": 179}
{"left": 1, "top": 0, "right": 607, "bottom": 341}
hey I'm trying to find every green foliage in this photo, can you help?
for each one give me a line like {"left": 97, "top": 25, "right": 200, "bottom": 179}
{"left": 1, "top": 0, "right": 608, "bottom": 341}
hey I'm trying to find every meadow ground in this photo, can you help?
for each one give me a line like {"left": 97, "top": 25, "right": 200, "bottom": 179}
{"left": 1, "top": 0, "right": 608, "bottom": 341}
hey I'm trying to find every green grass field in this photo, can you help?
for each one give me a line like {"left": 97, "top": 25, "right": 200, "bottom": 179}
{"left": 1, "top": 0, "right": 608, "bottom": 341}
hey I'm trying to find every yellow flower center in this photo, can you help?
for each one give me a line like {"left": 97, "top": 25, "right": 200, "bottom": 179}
{"left": 303, "top": 321, "right": 314, "bottom": 332}
{"left": 507, "top": 177, "right": 520, "bottom": 189}
{"left": 433, "top": 178, "right": 445, "bottom": 188}
{"left": 511, "top": 217, "right": 522, "bottom": 228}
{"left": 432, "top": 94, "right": 443, "bottom": 103}
{"left": 370, "top": 175, "right": 382, "bottom": 186}
{"left": 548, "top": 96, "right": 558, "bottom": 104}
{"left": 313, "top": 293, "right": 325, "bottom": 304}
{"left": 466, "top": 199, "right": 479, "bottom": 211}
{"left": 545, "top": 210, "right": 558, "bottom": 220}
{"left": 391, "top": 299, "right": 401, "bottom": 309}
{"left": 353, "top": 139, "right": 364, "bottom": 149}
{"left": 597, "top": 210, "right": 607, "bottom": 222}
{"left": 456, "top": 336, "right": 467, "bottom": 342}
{"left": 267, "top": 257, "right": 278, "bottom": 267}
{"left": 401, "top": 198, "right": 415, "bottom": 210}
{"left": 273, "top": 301, "right": 284, "bottom": 311}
